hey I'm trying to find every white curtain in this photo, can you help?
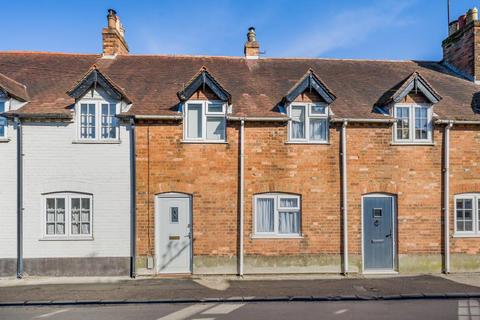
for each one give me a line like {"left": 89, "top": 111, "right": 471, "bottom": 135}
{"left": 256, "top": 198, "right": 274, "bottom": 232}
{"left": 291, "top": 106, "right": 305, "bottom": 139}
{"left": 279, "top": 211, "right": 300, "bottom": 234}
{"left": 187, "top": 104, "right": 202, "bottom": 138}
{"left": 309, "top": 118, "right": 327, "bottom": 141}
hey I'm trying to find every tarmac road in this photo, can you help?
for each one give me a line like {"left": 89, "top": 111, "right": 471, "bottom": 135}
{"left": 0, "top": 299, "right": 472, "bottom": 320}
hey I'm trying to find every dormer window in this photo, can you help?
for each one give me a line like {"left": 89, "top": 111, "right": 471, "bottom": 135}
{"left": 377, "top": 72, "right": 440, "bottom": 145}
{"left": 289, "top": 103, "right": 329, "bottom": 143}
{"left": 78, "top": 101, "right": 118, "bottom": 140}
{"left": 393, "top": 103, "right": 432, "bottom": 143}
{"left": 67, "top": 66, "right": 132, "bottom": 142}
{"left": 283, "top": 69, "right": 336, "bottom": 144}
{"left": 184, "top": 100, "right": 226, "bottom": 142}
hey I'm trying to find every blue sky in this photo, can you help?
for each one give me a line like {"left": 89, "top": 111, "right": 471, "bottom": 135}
{"left": 0, "top": 0, "right": 478, "bottom": 60}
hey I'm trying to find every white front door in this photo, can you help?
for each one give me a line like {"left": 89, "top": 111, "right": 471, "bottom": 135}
{"left": 155, "top": 194, "right": 192, "bottom": 274}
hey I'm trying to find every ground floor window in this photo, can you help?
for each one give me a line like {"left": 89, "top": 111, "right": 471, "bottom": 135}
{"left": 455, "top": 193, "right": 480, "bottom": 236}
{"left": 253, "top": 193, "right": 301, "bottom": 237}
{"left": 44, "top": 192, "right": 93, "bottom": 239}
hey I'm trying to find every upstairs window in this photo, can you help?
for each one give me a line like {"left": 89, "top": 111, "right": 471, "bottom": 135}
{"left": 0, "top": 100, "right": 6, "bottom": 138}
{"left": 254, "top": 193, "right": 301, "bottom": 237}
{"left": 44, "top": 192, "right": 93, "bottom": 239}
{"left": 78, "top": 101, "right": 118, "bottom": 141}
{"left": 289, "top": 103, "right": 328, "bottom": 143}
{"left": 184, "top": 101, "right": 226, "bottom": 142}
{"left": 393, "top": 104, "right": 432, "bottom": 143}
{"left": 455, "top": 194, "right": 480, "bottom": 236}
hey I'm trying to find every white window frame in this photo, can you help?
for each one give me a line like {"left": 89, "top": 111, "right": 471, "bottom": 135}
{"left": 183, "top": 100, "right": 227, "bottom": 143}
{"left": 42, "top": 192, "right": 93, "bottom": 240}
{"left": 288, "top": 102, "right": 329, "bottom": 143}
{"left": 0, "top": 98, "right": 9, "bottom": 139}
{"left": 392, "top": 103, "right": 433, "bottom": 144}
{"left": 454, "top": 193, "right": 480, "bottom": 237}
{"left": 76, "top": 99, "right": 119, "bottom": 141}
{"left": 253, "top": 193, "right": 302, "bottom": 238}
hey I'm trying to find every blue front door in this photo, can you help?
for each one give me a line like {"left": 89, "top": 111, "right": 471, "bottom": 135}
{"left": 363, "top": 196, "right": 394, "bottom": 270}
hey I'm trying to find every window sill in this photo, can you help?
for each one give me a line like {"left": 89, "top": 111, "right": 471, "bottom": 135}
{"left": 0, "top": 138, "right": 10, "bottom": 143}
{"left": 72, "top": 140, "right": 121, "bottom": 144}
{"left": 453, "top": 233, "right": 480, "bottom": 238}
{"left": 390, "top": 142, "right": 435, "bottom": 146}
{"left": 181, "top": 140, "right": 228, "bottom": 144}
{"left": 285, "top": 141, "right": 330, "bottom": 145}
{"left": 39, "top": 236, "right": 94, "bottom": 241}
{"left": 251, "top": 235, "right": 304, "bottom": 239}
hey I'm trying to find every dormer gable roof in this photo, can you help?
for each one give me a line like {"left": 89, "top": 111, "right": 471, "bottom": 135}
{"left": 0, "top": 73, "right": 29, "bottom": 101}
{"left": 177, "top": 67, "right": 231, "bottom": 103}
{"left": 67, "top": 65, "right": 132, "bottom": 103}
{"left": 284, "top": 69, "right": 336, "bottom": 104}
{"left": 376, "top": 71, "right": 442, "bottom": 107}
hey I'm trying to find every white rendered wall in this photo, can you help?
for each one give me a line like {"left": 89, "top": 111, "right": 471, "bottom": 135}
{"left": 22, "top": 121, "right": 131, "bottom": 258}
{"left": 0, "top": 120, "right": 18, "bottom": 259}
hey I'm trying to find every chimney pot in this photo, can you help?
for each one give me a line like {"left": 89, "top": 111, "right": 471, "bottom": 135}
{"left": 244, "top": 26, "right": 260, "bottom": 59}
{"left": 102, "top": 9, "right": 129, "bottom": 56}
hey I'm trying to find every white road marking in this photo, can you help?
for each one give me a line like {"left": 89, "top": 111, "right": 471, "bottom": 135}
{"left": 202, "top": 303, "right": 245, "bottom": 315}
{"left": 34, "top": 309, "right": 70, "bottom": 318}
{"left": 458, "top": 300, "right": 480, "bottom": 320}
{"left": 156, "top": 304, "right": 214, "bottom": 320}
{"left": 334, "top": 309, "right": 348, "bottom": 315}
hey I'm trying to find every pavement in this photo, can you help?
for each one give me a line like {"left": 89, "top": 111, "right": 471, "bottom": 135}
{"left": 0, "top": 299, "right": 470, "bottom": 320}
{"left": 1, "top": 274, "right": 480, "bottom": 306}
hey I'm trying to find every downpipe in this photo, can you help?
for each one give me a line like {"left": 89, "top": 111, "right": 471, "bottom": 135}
{"left": 239, "top": 119, "right": 245, "bottom": 277}
{"left": 341, "top": 121, "right": 348, "bottom": 275}
{"left": 129, "top": 118, "right": 137, "bottom": 278}
{"left": 444, "top": 121, "right": 452, "bottom": 274}
{"left": 15, "top": 117, "right": 23, "bottom": 278}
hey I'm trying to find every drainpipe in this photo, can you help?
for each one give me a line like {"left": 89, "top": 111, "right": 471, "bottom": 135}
{"left": 15, "top": 117, "right": 23, "bottom": 278}
{"left": 341, "top": 121, "right": 348, "bottom": 275}
{"left": 129, "top": 118, "right": 137, "bottom": 278}
{"left": 239, "top": 119, "right": 245, "bottom": 276}
{"left": 444, "top": 121, "right": 453, "bottom": 274}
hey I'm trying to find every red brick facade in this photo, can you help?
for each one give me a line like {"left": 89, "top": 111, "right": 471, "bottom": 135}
{"left": 134, "top": 103, "right": 480, "bottom": 274}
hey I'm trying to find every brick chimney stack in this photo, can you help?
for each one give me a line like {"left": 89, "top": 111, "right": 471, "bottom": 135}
{"left": 442, "top": 7, "right": 480, "bottom": 83}
{"left": 244, "top": 27, "right": 260, "bottom": 59}
{"left": 102, "top": 9, "right": 129, "bottom": 56}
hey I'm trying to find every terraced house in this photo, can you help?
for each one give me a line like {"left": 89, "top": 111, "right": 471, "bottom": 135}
{"left": 2, "top": 8, "right": 480, "bottom": 277}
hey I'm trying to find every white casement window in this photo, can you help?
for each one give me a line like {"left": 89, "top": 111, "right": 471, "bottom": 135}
{"left": 0, "top": 99, "right": 8, "bottom": 139}
{"left": 454, "top": 194, "right": 480, "bottom": 236}
{"left": 184, "top": 100, "right": 226, "bottom": 142}
{"left": 288, "top": 103, "right": 328, "bottom": 143}
{"left": 253, "top": 193, "right": 301, "bottom": 237}
{"left": 43, "top": 193, "right": 93, "bottom": 239}
{"left": 393, "top": 104, "right": 432, "bottom": 143}
{"left": 78, "top": 101, "right": 119, "bottom": 140}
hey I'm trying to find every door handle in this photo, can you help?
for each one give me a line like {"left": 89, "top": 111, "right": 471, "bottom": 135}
{"left": 185, "top": 233, "right": 191, "bottom": 239}
{"left": 386, "top": 234, "right": 392, "bottom": 238}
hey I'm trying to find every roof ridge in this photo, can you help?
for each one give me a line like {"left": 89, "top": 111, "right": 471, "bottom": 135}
{"left": 0, "top": 51, "right": 100, "bottom": 56}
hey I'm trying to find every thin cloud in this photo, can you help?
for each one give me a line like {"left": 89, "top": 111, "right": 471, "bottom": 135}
{"left": 277, "top": 0, "right": 416, "bottom": 58}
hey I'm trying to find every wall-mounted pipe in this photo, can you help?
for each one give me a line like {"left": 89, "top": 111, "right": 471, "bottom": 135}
{"left": 129, "top": 118, "right": 137, "bottom": 278}
{"left": 443, "top": 121, "right": 453, "bottom": 273}
{"left": 15, "top": 117, "right": 23, "bottom": 278}
{"left": 341, "top": 121, "right": 348, "bottom": 274}
{"left": 239, "top": 119, "right": 245, "bottom": 276}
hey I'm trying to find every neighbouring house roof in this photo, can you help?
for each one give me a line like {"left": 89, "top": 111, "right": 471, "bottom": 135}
{"left": 0, "top": 51, "right": 479, "bottom": 121}
{"left": 0, "top": 72, "right": 29, "bottom": 101}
